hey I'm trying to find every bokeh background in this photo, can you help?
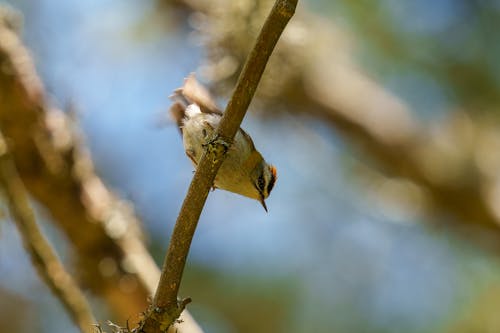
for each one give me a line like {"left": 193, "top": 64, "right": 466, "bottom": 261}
{"left": 1, "top": 0, "right": 500, "bottom": 332}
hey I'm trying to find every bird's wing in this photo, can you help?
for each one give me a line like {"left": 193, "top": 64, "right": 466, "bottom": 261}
{"left": 169, "top": 101, "right": 187, "bottom": 133}
{"left": 239, "top": 127, "right": 256, "bottom": 151}
{"left": 182, "top": 73, "right": 223, "bottom": 115}
{"left": 169, "top": 73, "right": 224, "bottom": 133}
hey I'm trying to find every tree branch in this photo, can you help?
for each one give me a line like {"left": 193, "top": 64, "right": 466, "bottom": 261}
{"left": 0, "top": 7, "right": 202, "bottom": 332}
{"left": 0, "top": 132, "right": 96, "bottom": 333}
{"left": 160, "top": 0, "right": 500, "bottom": 251}
{"left": 139, "top": 0, "right": 297, "bottom": 331}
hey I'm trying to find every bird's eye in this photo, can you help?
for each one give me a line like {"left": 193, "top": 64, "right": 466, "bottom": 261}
{"left": 257, "top": 175, "right": 265, "bottom": 192}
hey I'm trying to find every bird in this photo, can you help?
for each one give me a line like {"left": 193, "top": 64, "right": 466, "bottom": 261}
{"left": 169, "top": 74, "right": 277, "bottom": 211}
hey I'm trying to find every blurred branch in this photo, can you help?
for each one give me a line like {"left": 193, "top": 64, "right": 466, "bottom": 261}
{"left": 0, "top": 6, "right": 202, "bottom": 333}
{"left": 336, "top": 0, "right": 500, "bottom": 111}
{"left": 139, "top": 0, "right": 297, "bottom": 331}
{"left": 0, "top": 132, "right": 96, "bottom": 333}
{"left": 0, "top": 288, "right": 34, "bottom": 332}
{"left": 158, "top": 0, "right": 500, "bottom": 246}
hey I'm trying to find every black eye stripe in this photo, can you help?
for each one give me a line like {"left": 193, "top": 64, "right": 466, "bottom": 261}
{"left": 257, "top": 176, "right": 265, "bottom": 191}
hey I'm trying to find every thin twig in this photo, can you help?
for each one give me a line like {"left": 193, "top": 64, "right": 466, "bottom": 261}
{"left": 139, "top": 0, "right": 297, "bottom": 331}
{"left": 0, "top": 133, "right": 96, "bottom": 333}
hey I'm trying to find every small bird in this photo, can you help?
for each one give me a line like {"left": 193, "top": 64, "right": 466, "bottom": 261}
{"left": 169, "top": 74, "right": 277, "bottom": 211}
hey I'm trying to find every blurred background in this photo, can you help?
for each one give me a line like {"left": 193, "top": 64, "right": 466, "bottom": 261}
{"left": 1, "top": 0, "right": 500, "bottom": 332}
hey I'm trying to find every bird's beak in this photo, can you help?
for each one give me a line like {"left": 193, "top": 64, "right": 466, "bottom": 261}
{"left": 259, "top": 196, "right": 268, "bottom": 212}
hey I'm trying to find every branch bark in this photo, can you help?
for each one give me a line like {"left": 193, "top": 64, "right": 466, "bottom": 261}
{"left": 0, "top": 133, "right": 96, "bottom": 333}
{"left": 0, "top": 7, "right": 202, "bottom": 332}
{"left": 138, "top": 0, "right": 297, "bottom": 331}
{"left": 160, "top": 0, "right": 500, "bottom": 249}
